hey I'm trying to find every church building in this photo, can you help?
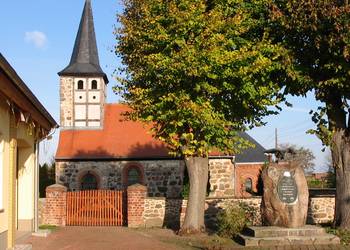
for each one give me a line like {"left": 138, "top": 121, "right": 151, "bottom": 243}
{"left": 55, "top": 0, "right": 267, "bottom": 199}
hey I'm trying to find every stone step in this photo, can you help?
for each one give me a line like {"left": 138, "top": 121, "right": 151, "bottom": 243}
{"left": 244, "top": 225, "right": 326, "bottom": 237}
{"left": 238, "top": 234, "right": 340, "bottom": 247}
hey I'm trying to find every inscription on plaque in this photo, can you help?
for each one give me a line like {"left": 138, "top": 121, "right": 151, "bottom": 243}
{"left": 277, "top": 171, "right": 298, "bottom": 204}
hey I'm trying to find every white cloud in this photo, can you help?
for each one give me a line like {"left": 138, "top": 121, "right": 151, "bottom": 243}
{"left": 25, "top": 31, "right": 48, "bottom": 49}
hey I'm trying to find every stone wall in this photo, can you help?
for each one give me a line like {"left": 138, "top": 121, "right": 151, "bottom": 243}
{"left": 140, "top": 196, "right": 335, "bottom": 229}
{"left": 208, "top": 159, "right": 235, "bottom": 197}
{"left": 307, "top": 196, "right": 335, "bottom": 224}
{"left": 56, "top": 158, "right": 239, "bottom": 199}
{"left": 56, "top": 160, "right": 185, "bottom": 198}
{"left": 60, "top": 77, "right": 74, "bottom": 127}
{"left": 141, "top": 197, "right": 261, "bottom": 229}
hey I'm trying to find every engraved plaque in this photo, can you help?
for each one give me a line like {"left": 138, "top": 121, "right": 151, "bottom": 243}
{"left": 277, "top": 172, "right": 298, "bottom": 204}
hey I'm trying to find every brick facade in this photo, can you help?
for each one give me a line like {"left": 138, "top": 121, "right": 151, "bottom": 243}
{"left": 127, "top": 184, "right": 148, "bottom": 227}
{"left": 43, "top": 184, "right": 67, "bottom": 226}
{"left": 234, "top": 163, "right": 264, "bottom": 198}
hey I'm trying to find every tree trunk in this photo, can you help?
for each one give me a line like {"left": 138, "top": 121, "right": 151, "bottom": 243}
{"left": 179, "top": 156, "right": 209, "bottom": 235}
{"left": 333, "top": 129, "right": 350, "bottom": 229}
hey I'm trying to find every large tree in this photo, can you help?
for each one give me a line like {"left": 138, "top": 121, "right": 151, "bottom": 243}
{"left": 116, "top": 0, "right": 287, "bottom": 233}
{"left": 269, "top": 0, "right": 350, "bottom": 229}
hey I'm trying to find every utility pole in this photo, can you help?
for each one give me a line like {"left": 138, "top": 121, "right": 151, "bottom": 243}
{"left": 275, "top": 128, "right": 278, "bottom": 149}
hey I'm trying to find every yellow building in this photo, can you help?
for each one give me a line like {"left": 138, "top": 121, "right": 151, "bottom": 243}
{"left": 0, "top": 54, "right": 57, "bottom": 250}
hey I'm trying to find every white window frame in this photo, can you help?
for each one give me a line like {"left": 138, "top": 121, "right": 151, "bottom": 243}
{"left": 0, "top": 140, "right": 3, "bottom": 212}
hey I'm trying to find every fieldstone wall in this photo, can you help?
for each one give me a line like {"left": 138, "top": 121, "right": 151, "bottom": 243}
{"left": 307, "top": 196, "right": 335, "bottom": 224}
{"left": 141, "top": 197, "right": 262, "bottom": 229}
{"left": 208, "top": 159, "right": 235, "bottom": 197}
{"left": 56, "top": 160, "right": 185, "bottom": 198}
{"left": 60, "top": 77, "right": 74, "bottom": 127}
{"left": 141, "top": 196, "right": 335, "bottom": 229}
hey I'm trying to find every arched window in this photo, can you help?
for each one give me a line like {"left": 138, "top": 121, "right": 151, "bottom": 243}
{"left": 245, "top": 178, "right": 252, "bottom": 193}
{"left": 81, "top": 172, "right": 98, "bottom": 190}
{"left": 127, "top": 167, "right": 141, "bottom": 186}
{"left": 77, "top": 80, "right": 84, "bottom": 90}
{"left": 91, "top": 80, "right": 98, "bottom": 90}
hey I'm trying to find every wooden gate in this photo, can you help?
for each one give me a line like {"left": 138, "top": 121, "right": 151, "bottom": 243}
{"left": 66, "top": 190, "right": 124, "bottom": 226}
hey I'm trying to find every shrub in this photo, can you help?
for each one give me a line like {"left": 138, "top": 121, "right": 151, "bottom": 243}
{"left": 217, "top": 203, "right": 251, "bottom": 238}
{"left": 326, "top": 227, "right": 350, "bottom": 245}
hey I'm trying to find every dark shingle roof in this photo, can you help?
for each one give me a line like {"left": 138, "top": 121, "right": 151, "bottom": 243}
{"left": 235, "top": 132, "right": 267, "bottom": 163}
{"left": 58, "top": 0, "right": 108, "bottom": 83}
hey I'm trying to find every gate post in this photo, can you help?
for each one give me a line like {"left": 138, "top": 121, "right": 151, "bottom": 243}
{"left": 43, "top": 184, "right": 67, "bottom": 226}
{"left": 127, "top": 184, "right": 147, "bottom": 227}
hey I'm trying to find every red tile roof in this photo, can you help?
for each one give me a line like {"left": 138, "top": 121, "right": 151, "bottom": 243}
{"left": 55, "top": 104, "right": 169, "bottom": 160}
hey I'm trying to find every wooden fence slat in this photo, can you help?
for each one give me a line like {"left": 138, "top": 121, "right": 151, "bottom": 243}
{"left": 108, "top": 190, "right": 111, "bottom": 226}
{"left": 119, "top": 191, "right": 122, "bottom": 226}
{"left": 83, "top": 191, "right": 85, "bottom": 226}
{"left": 108, "top": 191, "right": 111, "bottom": 226}
{"left": 102, "top": 190, "right": 105, "bottom": 226}
{"left": 89, "top": 191, "right": 92, "bottom": 226}
{"left": 92, "top": 190, "right": 95, "bottom": 226}
{"left": 67, "top": 192, "right": 70, "bottom": 225}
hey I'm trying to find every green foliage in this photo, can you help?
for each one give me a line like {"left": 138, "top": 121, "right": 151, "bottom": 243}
{"left": 115, "top": 0, "right": 288, "bottom": 157}
{"left": 327, "top": 227, "right": 350, "bottom": 245}
{"left": 39, "top": 161, "right": 56, "bottom": 198}
{"left": 269, "top": 0, "right": 350, "bottom": 144}
{"left": 39, "top": 224, "right": 58, "bottom": 231}
{"left": 307, "top": 175, "right": 335, "bottom": 188}
{"left": 307, "top": 178, "right": 324, "bottom": 188}
{"left": 217, "top": 203, "right": 252, "bottom": 238}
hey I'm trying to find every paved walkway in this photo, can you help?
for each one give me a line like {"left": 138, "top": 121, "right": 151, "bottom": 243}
{"left": 18, "top": 227, "right": 349, "bottom": 250}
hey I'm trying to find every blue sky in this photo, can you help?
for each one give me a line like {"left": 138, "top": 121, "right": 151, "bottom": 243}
{"left": 0, "top": 0, "right": 329, "bottom": 171}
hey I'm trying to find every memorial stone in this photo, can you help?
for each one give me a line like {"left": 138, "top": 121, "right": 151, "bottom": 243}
{"left": 261, "top": 162, "right": 309, "bottom": 228}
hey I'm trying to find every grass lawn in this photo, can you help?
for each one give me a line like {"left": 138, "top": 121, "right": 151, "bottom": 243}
{"left": 38, "top": 224, "right": 58, "bottom": 231}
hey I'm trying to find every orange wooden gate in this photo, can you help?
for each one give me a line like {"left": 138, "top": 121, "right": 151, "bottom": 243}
{"left": 66, "top": 190, "right": 124, "bottom": 226}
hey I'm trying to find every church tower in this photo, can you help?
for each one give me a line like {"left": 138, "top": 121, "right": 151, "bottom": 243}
{"left": 58, "top": 0, "right": 108, "bottom": 129}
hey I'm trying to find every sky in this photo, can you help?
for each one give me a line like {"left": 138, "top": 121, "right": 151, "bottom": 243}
{"left": 0, "top": 0, "right": 330, "bottom": 172}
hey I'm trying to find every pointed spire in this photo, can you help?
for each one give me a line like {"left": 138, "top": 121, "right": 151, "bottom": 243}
{"left": 59, "top": 0, "right": 108, "bottom": 83}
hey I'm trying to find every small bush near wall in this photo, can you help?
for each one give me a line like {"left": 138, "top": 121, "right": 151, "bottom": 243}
{"left": 326, "top": 227, "right": 350, "bottom": 246}
{"left": 217, "top": 203, "right": 251, "bottom": 238}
